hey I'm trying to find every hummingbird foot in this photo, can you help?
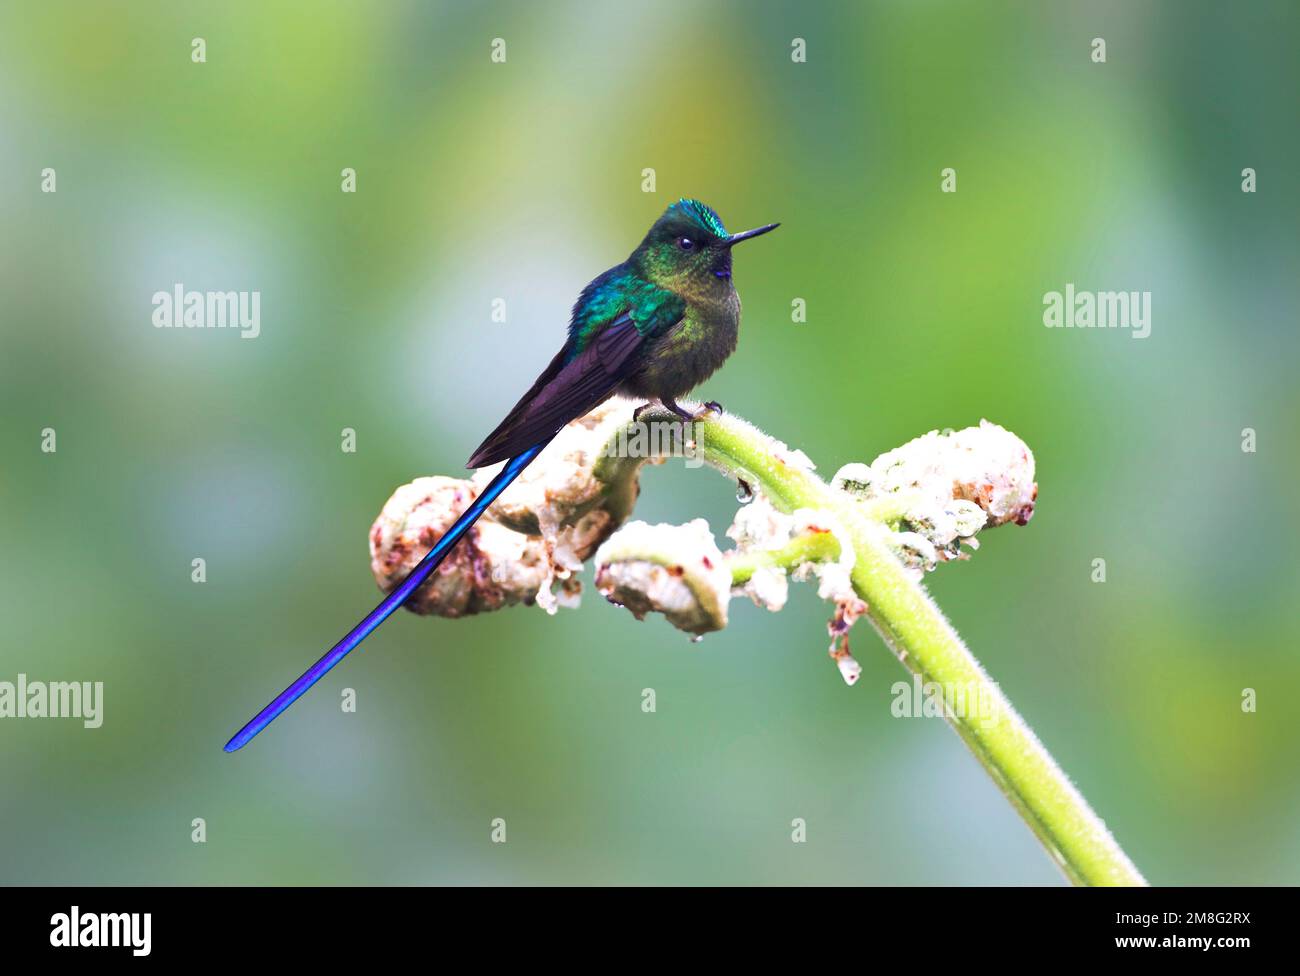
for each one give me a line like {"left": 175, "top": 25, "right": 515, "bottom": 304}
{"left": 632, "top": 402, "right": 655, "bottom": 423}
{"left": 660, "top": 398, "right": 697, "bottom": 423}
{"left": 699, "top": 400, "right": 724, "bottom": 419}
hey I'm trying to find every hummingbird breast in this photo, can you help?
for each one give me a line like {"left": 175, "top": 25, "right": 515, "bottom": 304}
{"left": 619, "top": 288, "right": 740, "bottom": 402}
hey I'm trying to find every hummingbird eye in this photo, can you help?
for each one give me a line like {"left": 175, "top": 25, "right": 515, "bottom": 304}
{"left": 676, "top": 236, "right": 695, "bottom": 251}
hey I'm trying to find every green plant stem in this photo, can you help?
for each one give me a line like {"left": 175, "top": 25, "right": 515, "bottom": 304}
{"left": 632, "top": 406, "right": 1147, "bottom": 886}
{"left": 727, "top": 531, "right": 842, "bottom": 584}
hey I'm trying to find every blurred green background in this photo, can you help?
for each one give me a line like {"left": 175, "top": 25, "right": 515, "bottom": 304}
{"left": 1, "top": 0, "right": 1296, "bottom": 885}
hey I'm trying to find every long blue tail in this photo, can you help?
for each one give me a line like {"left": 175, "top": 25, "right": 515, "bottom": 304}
{"left": 223, "top": 440, "right": 550, "bottom": 753}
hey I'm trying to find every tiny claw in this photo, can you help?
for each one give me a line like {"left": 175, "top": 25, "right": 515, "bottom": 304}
{"left": 662, "top": 398, "right": 695, "bottom": 423}
{"left": 696, "top": 400, "right": 724, "bottom": 420}
{"left": 632, "top": 402, "right": 654, "bottom": 422}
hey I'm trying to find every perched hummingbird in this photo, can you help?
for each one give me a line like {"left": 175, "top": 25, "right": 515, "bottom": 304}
{"left": 224, "top": 199, "right": 778, "bottom": 752}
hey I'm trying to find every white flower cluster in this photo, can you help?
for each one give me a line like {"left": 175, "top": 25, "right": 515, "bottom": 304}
{"left": 592, "top": 519, "right": 731, "bottom": 636}
{"left": 369, "top": 400, "right": 643, "bottom": 616}
{"left": 832, "top": 420, "right": 1036, "bottom": 573}
{"left": 368, "top": 406, "right": 1037, "bottom": 691}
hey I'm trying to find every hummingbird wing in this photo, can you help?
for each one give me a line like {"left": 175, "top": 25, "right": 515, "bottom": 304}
{"left": 466, "top": 310, "right": 670, "bottom": 468}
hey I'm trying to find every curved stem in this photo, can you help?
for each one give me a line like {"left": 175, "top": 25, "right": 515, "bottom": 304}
{"left": 727, "top": 531, "right": 841, "bottom": 584}
{"left": 630, "top": 405, "right": 1146, "bottom": 886}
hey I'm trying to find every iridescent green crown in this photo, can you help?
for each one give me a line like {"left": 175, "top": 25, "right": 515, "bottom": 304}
{"left": 673, "top": 198, "right": 728, "bottom": 239}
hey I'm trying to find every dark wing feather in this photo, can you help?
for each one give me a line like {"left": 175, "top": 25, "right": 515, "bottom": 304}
{"left": 466, "top": 314, "right": 655, "bottom": 468}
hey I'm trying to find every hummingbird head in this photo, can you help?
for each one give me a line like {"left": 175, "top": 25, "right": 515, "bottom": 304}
{"left": 632, "top": 198, "right": 778, "bottom": 290}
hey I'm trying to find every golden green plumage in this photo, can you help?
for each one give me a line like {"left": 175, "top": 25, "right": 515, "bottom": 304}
{"left": 469, "top": 199, "right": 777, "bottom": 466}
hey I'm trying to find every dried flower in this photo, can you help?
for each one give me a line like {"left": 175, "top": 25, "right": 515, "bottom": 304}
{"left": 593, "top": 519, "right": 731, "bottom": 636}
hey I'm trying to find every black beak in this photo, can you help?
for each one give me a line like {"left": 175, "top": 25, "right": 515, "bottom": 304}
{"left": 725, "top": 222, "right": 779, "bottom": 247}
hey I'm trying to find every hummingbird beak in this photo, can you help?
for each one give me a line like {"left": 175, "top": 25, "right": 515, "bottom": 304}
{"left": 725, "top": 222, "right": 780, "bottom": 247}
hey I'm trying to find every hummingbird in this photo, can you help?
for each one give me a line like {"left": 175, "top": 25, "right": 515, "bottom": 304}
{"left": 224, "top": 199, "right": 778, "bottom": 752}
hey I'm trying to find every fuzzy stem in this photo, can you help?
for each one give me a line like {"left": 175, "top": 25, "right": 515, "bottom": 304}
{"left": 727, "top": 531, "right": 841, "bottom": 584}
{"left": 630, "top": 405, "right": 1146, "bottom": 886}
